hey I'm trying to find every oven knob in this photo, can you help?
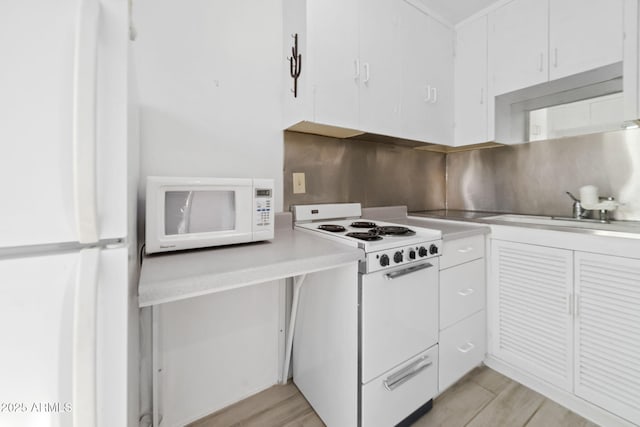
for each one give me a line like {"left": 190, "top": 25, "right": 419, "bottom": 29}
{"left": 380, "top": 254, "right": 390, "bottom": 267}
{"left": 394, "top": 251, "right": 403, "bottom": 263}
{"left": 409, "top": 250, "right": 416, "bottom": 260}
{"left": 429, "top": 244, "right": 439, "bottom": 255}
{"left": 418, "top": 246, "right": 428, "bottom": 257}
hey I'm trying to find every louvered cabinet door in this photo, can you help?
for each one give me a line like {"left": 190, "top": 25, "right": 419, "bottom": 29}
{"left": 574, "top": 252, "right": 640, "bottom": 425}
{"left": 491, "top": 240, "right": 574, "bottom": 391}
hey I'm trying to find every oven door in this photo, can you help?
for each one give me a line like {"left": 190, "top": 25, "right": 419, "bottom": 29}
{"left": 361, "top": 258, "right": 439, "bottom": 384}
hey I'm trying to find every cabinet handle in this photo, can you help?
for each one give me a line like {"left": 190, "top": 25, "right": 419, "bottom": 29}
{"left": 457, "top": 288, "right": 475, "bottom": 297}
{"left": 457, "top": 246, "right": 474, "bottom": 254}
{"left": 538, "top": 53, "right": 544, "bottom": 72}
{"left": 431, "top": 86, "right": 438, "bottom": 103}
{"left": 457, "top": 342, "right": 475, "bottom": 353}
{"left": 383, "top": 356, "right": 432, "bottom": 391}
{"left": 568, "top": 292, "right": 573, "bottom": 316}
{"left": 354, "top": 59, "right": 360, "bottom": 81}
{"left": 554, "top": 48, "right": 558, "bottom": 68}
{"left": 363, "top": 63, "right": 370, "bottom": 84}
{"left": 424, "top": 85, "right": 432, "bottom": 102}
{"left": 480, "top": 87, "right": 484, "bottom": 105}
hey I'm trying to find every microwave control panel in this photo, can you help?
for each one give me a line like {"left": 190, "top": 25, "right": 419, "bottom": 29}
{"left": 255, "top": 188, "right": 272, "bottom": 226}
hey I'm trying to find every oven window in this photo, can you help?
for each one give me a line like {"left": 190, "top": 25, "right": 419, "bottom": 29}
{"left": 164, "top": 190, "right": 236, "bottom": 235}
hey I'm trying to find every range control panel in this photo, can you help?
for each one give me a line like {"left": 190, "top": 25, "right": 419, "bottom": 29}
{"left": 364, "top": 240, "right": 442, "bottom": 273}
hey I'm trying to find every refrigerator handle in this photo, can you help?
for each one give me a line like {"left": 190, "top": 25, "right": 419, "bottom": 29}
{"left": 72, "top": 0, "right": 101, "bottom": 244}
{"left": 73, "top": 247, "right": 101, "bottom": 427}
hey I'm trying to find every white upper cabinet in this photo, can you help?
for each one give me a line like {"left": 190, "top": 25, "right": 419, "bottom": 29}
{"left": 422, "top": 15, "right": 454, "bottom": 144}
{"left": 399, "top": 2, "right": 454, "bottom": 144}
{"left": 454, "top": 15, "right": 488, "bottom": 146}
{"left": 488, "top": 0, "right": 625, "bottom": 96}
{"left": 283, "top": 0, "right": 455, "bottom": 145}
{"left": 283, "top": 0, "right": 360, "bottom": 131}
{"left": 359, "top": 0, "right": 402, "bottom": 137}
{"left": 549, "top": 0, "right": 624, "bottom": 80}
{"left": 489, "top": 0, "right": 549, "bottom": 96}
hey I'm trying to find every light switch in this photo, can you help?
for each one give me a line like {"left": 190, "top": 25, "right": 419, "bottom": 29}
{"left": 293, "top": 172, "right": 306, "bottom": 194}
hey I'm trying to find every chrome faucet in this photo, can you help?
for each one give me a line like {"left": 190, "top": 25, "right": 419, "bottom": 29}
{"left": 565, "top": 191, "right": 586, "bottom": 219}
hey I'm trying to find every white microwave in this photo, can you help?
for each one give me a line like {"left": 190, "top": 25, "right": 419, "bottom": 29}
{"left": 145, "top": 177, "right": 274, "bottom": 254}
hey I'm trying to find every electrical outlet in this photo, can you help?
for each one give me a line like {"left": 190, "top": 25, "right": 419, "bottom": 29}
{"left": 293, "top": 172, "right": 306, "bottom": 194}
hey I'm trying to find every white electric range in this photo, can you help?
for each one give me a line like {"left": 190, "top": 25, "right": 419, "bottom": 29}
{"left": 293, "top": 203, "right": 441, "bottom": 427}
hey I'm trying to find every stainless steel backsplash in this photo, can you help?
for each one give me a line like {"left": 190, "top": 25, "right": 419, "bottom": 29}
{"left": 283, "top": 131, "right": 446, "bottom": 211}
{"left": 284, "top": 129, "right": 640, "bottom": 220}
{"left": 447, "top": 128, "right": 640, "bottom": 220}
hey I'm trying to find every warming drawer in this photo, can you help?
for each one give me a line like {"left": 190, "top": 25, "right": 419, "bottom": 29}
{"left": 361, "top": 345, "right": 438, "bottom": 427}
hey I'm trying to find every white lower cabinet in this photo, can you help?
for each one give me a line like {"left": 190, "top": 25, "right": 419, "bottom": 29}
{"left": 490, "top": 240, "right": 574, "bottom": 391}
{"left": 361, "top": 345, "right": 438, "bottom": 427}
{"left": 438, "top": 233, "right": 487, "bottom": 393}
{"left": 439, "top": 311, "right": 486, "bottom": 391}
{"left": 490, "top": 235, "right": 640, "bottom": 426}
{"left": 574, "top": 252, "right": 640, "bottom": 425}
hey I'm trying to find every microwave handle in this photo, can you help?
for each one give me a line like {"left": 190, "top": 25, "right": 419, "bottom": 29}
{"left": 72, "top": 0, "right": 100, "bottom": 244}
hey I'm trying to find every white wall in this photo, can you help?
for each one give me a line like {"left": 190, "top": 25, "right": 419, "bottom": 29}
{"left": 132, "top": 0, "right": 285, "bottom": 424}
{"left": 133, "top": 0, "right": 284, "bottom": 210}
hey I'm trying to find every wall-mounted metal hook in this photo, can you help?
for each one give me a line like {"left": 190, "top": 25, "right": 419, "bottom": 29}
{"left": 288, "top": 33, "right": 302, "bottom": 97}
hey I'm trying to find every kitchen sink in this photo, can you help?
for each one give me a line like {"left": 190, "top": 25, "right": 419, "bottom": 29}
{"left": 484, "top": 214, "right": 640, "bottom": 233}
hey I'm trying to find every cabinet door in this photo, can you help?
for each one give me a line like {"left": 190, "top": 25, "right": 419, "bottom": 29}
{"left": 398, "top": 2, "right": 430, "bottom": 142}
{"left": 490, "top": 240, "right": 573, "bottom": 391}
{"left": 306, "top": 0, "right": 360, "bottom": 129}
{"left": 574, "top": 252, "right": 640, "bottom": 425}
{"left": 423, "top": 16, "right": 454, "bottom": 144}
{"left": 549, "top": 0, "right": 624, "bottom": 80}
{"left": 358, "top": 0, "right": 401, "bottom": 136}
{"left": 489, "top": 0, "right": 549, "bottom": 95}
{"left": 454, "top": 15, "right": 488, "bottom": 146}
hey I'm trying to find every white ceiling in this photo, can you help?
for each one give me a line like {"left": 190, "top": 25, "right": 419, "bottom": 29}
{"left": 413, "top": 0, "right": 499, "bottom": 24}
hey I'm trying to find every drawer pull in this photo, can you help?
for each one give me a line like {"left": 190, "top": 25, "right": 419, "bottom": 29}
{"left": 457, "top": 247, "right": 474, "bottom": 254}
{"left": 457, "top": 288, "right": 475, "bottom": 297}
{"left": 457, "top": 342, "right": 475, "bottom": 353}
{"left": 383, "top": 356, "right": 432, "bottom": 391}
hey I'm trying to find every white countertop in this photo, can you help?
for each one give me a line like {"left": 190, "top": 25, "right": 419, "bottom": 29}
{"left": 138, "top": 227, "right": 364, "bottom": 307}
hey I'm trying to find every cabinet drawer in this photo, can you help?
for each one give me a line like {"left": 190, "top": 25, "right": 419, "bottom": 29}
{"left": 440, "top": 258, "right": 485, "bottom": 330}
{"left": 362, "top": 346, "right": 438, "bottom": 427}
{"left": 441, "top": 234, "right": 485, "bottom": 269}
{"left": 439, "top": 311, "right": 486, "bottom": 392}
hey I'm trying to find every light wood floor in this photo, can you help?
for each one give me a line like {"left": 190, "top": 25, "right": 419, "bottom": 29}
{"left": 188, "top": 366, "right": 599, "bottom": 427}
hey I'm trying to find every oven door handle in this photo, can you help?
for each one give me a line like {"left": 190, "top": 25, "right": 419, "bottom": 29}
{"left": 384, "top": 262, "right": 433, "bottom": 280}
{"left": 383, "top": 355, "right": 433, "bottom": 391}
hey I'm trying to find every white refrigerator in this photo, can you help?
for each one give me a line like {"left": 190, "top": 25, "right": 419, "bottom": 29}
{"left": 0, "top": 1, "right": 138, "bottom": 426}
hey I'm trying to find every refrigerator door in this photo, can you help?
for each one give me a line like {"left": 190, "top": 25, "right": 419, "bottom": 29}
{"left": 0, "top": 246, "right": 128, "bottom": 427}
{"left": 0, "top": 0, "right": 128, "bottom": 248}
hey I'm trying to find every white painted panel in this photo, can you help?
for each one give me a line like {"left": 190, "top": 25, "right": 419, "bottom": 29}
{"left": 574, "top": 252, "right": 640, "bottom": 425}
{"left": 157, "top": 281, "right": 281, "bottom": 427}
{"left": 454, "top": 15, "right": 489, "bottom": 146}
{"left": 0, "top": 0, "right": 128, "bottom": 248}
{"left": 491, "top": 239, "right": 573, "bottom": 391}
{"left": 362, "top": 345, "right": 438, "bottom": 427}
{"left": 359, "top": 0, "right": 402, "bottom": 136}
{"left": 0, "top": 248, "right": 128, "bottom": 427}
{"left": 361, "top": 259, "right": 438, "bottom": 383}
{"left": 439, "top": 310, "right": 486, "bottom": 392}
{"left": 0, "top": 252, "right": 77, "bottom": 427}
{"left": 489, "top": 0, "right": 549, "bottom": 95}
{"left": 306, "top": 0, "right": 360, "bottom": 129}
{"left": 549, "top": 0, "right": 624, "bottom": 80}
{"left": 440, "top": 258, "right": 485, "bottom": 330}
{"left": 293, "top": 265, "right": 358, "bottom": 427}
{"left": 441, "top": 234, "right": 485, "bottom": 269}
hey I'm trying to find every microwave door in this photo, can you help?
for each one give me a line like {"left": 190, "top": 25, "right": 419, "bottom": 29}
{"left": 164, "top": 189, "right": 248, "bottom": 236}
